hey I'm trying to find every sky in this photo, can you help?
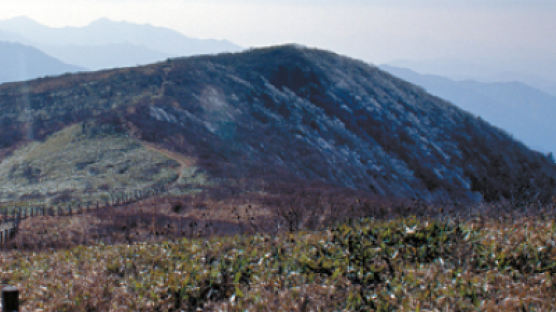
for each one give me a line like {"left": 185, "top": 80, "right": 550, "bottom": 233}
{"left": 0, "top": 0, "right": 555, "bottom": 81}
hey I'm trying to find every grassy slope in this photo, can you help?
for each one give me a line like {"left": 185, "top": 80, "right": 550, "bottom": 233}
{"left": 0, "top": 123, "right": 208, "bottom": 205}
{"left": 0, "top": 216, "right": 554, "bottom": 311}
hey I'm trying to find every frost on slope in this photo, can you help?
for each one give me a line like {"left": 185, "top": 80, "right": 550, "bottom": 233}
{"left": 0, "top": 45, "right": 554, "bottom": 204}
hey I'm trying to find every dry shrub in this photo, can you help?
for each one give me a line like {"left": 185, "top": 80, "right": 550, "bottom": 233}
{"left": 4, "top": 183, "right": 555, "bottom": 252}
{"left": 10, "top": 215, "right": 100, "bottom": 250}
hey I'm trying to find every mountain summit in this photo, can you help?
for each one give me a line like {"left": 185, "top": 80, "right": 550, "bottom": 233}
{"left": 0, "top": 45, "right": 554, "bottom": 205}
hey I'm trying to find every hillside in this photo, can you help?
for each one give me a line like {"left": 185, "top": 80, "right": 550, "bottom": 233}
{"left": 381, "top": 65, "right": 556, "bottom": 154}
{"left": 0, "top": 45, "right": 554, "bottom": 205}
{"left": 0, "top": 41, "right": 83, "bottom": 84}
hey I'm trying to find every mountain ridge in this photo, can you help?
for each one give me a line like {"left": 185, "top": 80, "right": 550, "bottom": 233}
{"left": 0, "top": 41, "right": 84, "bottom": 84}
{"left": 0, "top": 45, "right": 554, "bottom": 205}
{"left": 381, "top": 65, "right": 556, "bottom": 154}
{"left": 0, "top": 16, "right": 242, "bottom": 70}
{"left": 386, "top": 58, "right": 556, "bottom": 97}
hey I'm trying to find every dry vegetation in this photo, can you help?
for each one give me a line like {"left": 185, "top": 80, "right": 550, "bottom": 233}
{"left": 0, "top": 188, "right": 555, "bottom": 311}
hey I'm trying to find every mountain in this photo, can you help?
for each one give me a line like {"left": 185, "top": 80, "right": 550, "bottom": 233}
{"left": 0, "top": 41, "right": 83, "bottom": 84}
{"left": 380, "top": 65, "right": 556, "bottom": 154}
{"left": 387, "top": 58, "right": 556, "bottom": 97}
{"left": 40, "top": 43, "right": 170, "bottom": 70}
{"left": 0, "top": 45, "right": 554, "bottom": 206}
{"left": 0, "top": 16, "right": 242, "bottom": 70}
{"left": 0, "top": 29, "right": 28, "bottom": 43}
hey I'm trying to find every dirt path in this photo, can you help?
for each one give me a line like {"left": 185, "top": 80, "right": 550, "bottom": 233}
{"left": 141, "top": 142, "right": 196, "bottom": 181}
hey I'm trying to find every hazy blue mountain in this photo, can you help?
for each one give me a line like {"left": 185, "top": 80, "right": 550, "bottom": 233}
{"left": 0, "top": 29, "right": 28, "bottom": 44}
{"left": 42, "top": 43, "right": 170, "bottom": 70}
{"left": 381, "top": 65, "right": 556, "bottom": 155}
{"left": 485, "top": 70, "right": 556, "bottom": 98}
{"left": 0, "top": 16, "right": 242, "bottom": 70}
{"left": 387, "top": 59, "right": 556, "bottom": 97}
{"left": 0, "top": 41, "right": 83, "bottom": 84}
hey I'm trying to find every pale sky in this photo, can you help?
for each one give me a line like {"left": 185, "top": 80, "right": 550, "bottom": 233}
{"left": 1, "top": 0, "right": 555, "bottom": 78}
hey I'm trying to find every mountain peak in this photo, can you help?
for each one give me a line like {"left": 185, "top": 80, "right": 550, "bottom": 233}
{"left": 88, "top": 17, "right": 140, "bottom": 27}
{"left": 0, "top": 16, "right": 43, "bottom": 29}
{"left": 88, "top": 17, "right": 114, "bottom": 26}
{"left": 0, "top": 16, "right": 242, "bottom": 70}
{"left": 2, "top": 15, "right": 39, "bottom": 24}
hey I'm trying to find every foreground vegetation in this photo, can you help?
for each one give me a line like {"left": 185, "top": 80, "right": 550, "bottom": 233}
{"left": 1, "top": 213, "right": 554, "bottom": 311}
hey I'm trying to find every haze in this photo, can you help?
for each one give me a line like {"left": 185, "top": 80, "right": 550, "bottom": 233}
{"left": 1, "top": 0, "right": 556, "bottom": 85}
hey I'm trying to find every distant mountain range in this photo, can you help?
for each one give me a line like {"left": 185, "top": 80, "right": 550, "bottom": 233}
{"left": 0, "top": 41, "right": 83, "bottom": 84}
{"left": 381, "top": 65, "right": 556, "bottom": 155}
{"left": 0, "top": 45, "right": 553, "bottom": 205}
{"left": 0, "top": 16, "right": 242, "bottom": 70}
{"left": 387, "top": 59, "right": 556, "bottom": 98}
